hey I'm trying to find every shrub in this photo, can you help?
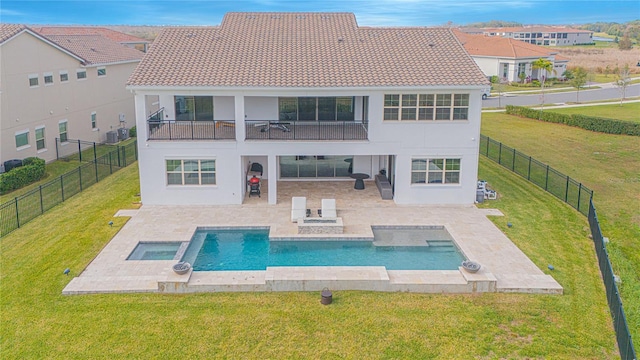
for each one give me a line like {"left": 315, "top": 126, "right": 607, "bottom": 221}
{"left": 505, "top": 105, "right": 640, "bottom": 136}
{"left": 129, "top": 126, "right": 137, "bottom": 138}
{"left": 0, "top": 157, "right": 46, "bottom": 194}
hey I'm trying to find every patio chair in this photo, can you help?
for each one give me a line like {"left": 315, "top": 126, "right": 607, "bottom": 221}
{"left": 321, "top": 199, "right": 337, "bottom": 218}
{"left": 291, "top": 196, "right": 307, "bottom": 222}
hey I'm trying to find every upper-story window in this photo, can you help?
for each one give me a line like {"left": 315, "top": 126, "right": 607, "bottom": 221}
{"left": 174, "top": 96, "right": 213, "bottom": 121}
{"left": 28, "top": 74, "right": 39, "bottom": 87}
{"left": 60, "top": 71, "right": 69, "bottom": 82}
{"left": 44, "top": 72, "right": 54, "bottom": 85}
{"left": 76, "top": 69, "right": 87, "bottom": 80}
{"left": 278, "top": 97, "right": 354, "bottom": 121}
{"left": 384, "top": 94, "right": 469, "bottom": 121}
{"left": 97, "top": 67, "right": 107, "bottom": 77}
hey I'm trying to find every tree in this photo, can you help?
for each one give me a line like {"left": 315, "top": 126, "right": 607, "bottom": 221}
{"left": 618, "top": 34, "right": 633, "bottom": 50}
{"left": 569, "top": 67, "right": 588, "bottom": 103}
{"left": 531, "top": 58, "right": 555, "bottom": 110}
{"left": 615, "top": 64, "right": 631, "bottom": 105}
{"left": 490, "top": 76, "right": 505, "bottom": 108}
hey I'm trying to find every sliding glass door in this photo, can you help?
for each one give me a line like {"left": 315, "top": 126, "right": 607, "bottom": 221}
{"left": 280, "top": 156, "right": 353, "bottom": 178}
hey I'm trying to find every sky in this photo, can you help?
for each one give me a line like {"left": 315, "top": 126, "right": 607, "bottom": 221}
{"left": 1, "top": 0, "right": 638, "bottom": 26}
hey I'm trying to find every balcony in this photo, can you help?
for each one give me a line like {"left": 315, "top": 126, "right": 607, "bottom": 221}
{"left": 245, "top": 121, "right": 368, "bottom": 141}
{"left": 147, "top": 120, "right": 236, "bottom": 141}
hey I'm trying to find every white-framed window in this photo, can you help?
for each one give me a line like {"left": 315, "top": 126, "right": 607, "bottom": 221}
{"left": 44, "top": 72, "right": 54, "bottom": 85}
{"left": 97, "top": 67, "right": 106, "bottom": 77}
{"left": 384, "top": 94, "right": 469, "bottom": 121}
{"left": 35, "top": 127, "right": 46, "bottom": 151}
{"left": 58, "top": 120, "right": 68, "bottom": 143}
{"left": 76, "top": 69, "right": 87, "bottom": 80}
{"left": 59, "top": 70, "right": 69, "bottom": 82}
{"left": 91, "top": 112, "right": 97, "bottom": 129}
{"left": 411, "top": 158, "right": 461, "bottom": 184}
{"left": 28, "top": 74, "right": 39, "bottom": 87}
{"left": 15, "top": 130, "right": 30, "bottom": 149}
{"left": 166, "top": 159, "right": 216, "bottom": 186}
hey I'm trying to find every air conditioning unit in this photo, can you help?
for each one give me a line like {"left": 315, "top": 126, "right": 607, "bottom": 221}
{"left": 106, "top": 131, "right": 119, "bottom": 144}
{"left": 117, "top": 128, "right": 129, "bottom": 140}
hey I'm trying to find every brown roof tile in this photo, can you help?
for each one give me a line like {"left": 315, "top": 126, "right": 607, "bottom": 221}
{"left": 32, "top": 26, "right": 149, "bottom": 44}
{"left": 454, "top": 30, "right": 569, "bottom": 61}
{"left": 0, "top": 24, "right": 27, "bottom": 44}
{"left": 44, "top": 34, "right": 143, "bottom": 65}
{"left": 128, "top": 12, "right": 488, "bottom": 88}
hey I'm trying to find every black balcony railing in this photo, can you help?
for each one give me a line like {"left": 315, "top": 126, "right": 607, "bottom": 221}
{"left": 245, "top": 120, "right": 368, "bottom": 141}
{"left": 147, "top": 120, "right": 236, "bottom": 140}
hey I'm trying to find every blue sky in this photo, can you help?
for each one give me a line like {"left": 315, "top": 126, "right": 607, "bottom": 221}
{"left": 1, "top": 0, "right": 638, "bottom": 26}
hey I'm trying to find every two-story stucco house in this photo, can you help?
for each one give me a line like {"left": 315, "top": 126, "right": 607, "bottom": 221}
{"left": 0, "top": 25, "right": 144, "bottom": 167}
{"left": 127, "top": 12, "right": 489, "bottom": 206}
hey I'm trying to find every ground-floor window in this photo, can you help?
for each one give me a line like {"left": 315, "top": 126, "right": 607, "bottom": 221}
{"left": 280, "top": 155, "right": 353, "bottom": 178}
{"left": 35, "top": 127, "right": 46, "bottom": 150}
{"left": 411, "top": 158, "right": 460, "bottom": 184}
{"left": 15, "top": 130, "right": 29, "bottom": 149}
{"left": 58, "top": 121, "right": 68, "bottom": 143}
{"left": 166, "top": 159, "right": 216, "bottom": 185}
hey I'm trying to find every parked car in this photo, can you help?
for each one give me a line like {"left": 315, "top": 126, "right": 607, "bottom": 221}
{"left": 482, "top": 87, "right": 491, "bottom": 100}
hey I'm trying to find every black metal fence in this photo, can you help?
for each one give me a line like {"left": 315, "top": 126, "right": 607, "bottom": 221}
{"left": 56, "top": 138, "right": 99, "bottom": 161}
{"left": 147, "top": 120, "right": 236, "bottom": 140}
{"left": 479, "top": 135, "right": 592, "bottom": 215}
{"left": 480, "top": 134, "right": 636, "bottom": 360}
{"left": 0, "top": 140, "right": 137, "bottom": 237}
{"left": 589, "top": 201, "right": 637, "bottom": 360}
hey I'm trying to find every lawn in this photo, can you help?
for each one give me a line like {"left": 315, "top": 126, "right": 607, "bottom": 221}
{"left": 548, "top": 102, "right": 640, "bottom": 122}
{"left": 481, "top": 111, "right": 640, "bottom": 348}
{"left": 0, "top": 163, "right": 619, "bottom": 358}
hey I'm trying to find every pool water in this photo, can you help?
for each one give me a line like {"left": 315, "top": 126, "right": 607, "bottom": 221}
{"left": 127, "top": 242, "right": 182, "bottom": 260}
{"left": 181, "top": 227, "right": 466, "bottom": 271}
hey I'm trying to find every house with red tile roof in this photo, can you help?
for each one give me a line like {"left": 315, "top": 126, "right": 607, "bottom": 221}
{"left": 454, "top": 30, "right": 569, "bottom": 83}
{"left": 32, "top": 26, "right": 150, "bottom": 52}
{"left": 0, "top": 24, "right": 143, "bottom": 166}
{"left": 127, "top": 12, "right": 489, "bottom": 206}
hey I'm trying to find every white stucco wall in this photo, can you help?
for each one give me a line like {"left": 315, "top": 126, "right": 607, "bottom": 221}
{"left": 132, "top": 87, "right": 483, "bottom": 206}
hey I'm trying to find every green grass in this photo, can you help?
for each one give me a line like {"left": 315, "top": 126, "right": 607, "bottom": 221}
{"left": 482, "top": 111, "right": 640, "bottom": 347}
{"left": 1, "top": 163, "right": 619, "bottom": 358}
{"left": 547, "top": 102, "right": 640, "bottom": 122}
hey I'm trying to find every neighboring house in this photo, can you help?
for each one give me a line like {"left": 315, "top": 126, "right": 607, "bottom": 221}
{"left": 478, "top": 26, "right": 593, "bottom": 46}
{"left": 127, "top": 12, "right": 489, "bottom": 206}
{"left": 32, "top": 26, "right": 150, "bottom": 52}
{"left": 454, "top": 30, "right": 569, "bottom": 83}
{"left": 0, "top": 24, "right": 144, "bottom": 167}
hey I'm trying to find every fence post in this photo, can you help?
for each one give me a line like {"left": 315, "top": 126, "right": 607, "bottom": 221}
{"left": 512, "top": 148, "right": 516, "bottom": 171}
{"left": 577, "top": 183, "right": 582, "bottom": 212}
{"left": 93, "top": 142, "right": 97, "bottom": 163}
{"left": 78, "top": 167, "right": 83, "bottom": 191}
{"left": 78, "top": 140, "right": 82, "bottom": 162}
{"left": 109, "top": 150, "right": 113, "bottom": 174}
{"left": 123, "top": 146, "right": 127, "bottom": 167}
{"left": 55, "top": 138, "right": 60, "bottom": 160}
{"left": 60, "top": 175, "right": 65, "bottom": 201}
{"left": 498, "top": 143, "right": 503, "bottom": 164}
{"left": 527, "top": 156, "right": 532, "bottom": 180}
{"left": 134, "top": 140, "right": 138, "bottom": 160}
{"left": 565, "top": 175, "right": 570, "bottom": 202}
{"left": 117, "top": 146, "right": 121, "bottom": 167}
{"left": 95, "top": 158, "right": 99, "bottom": 183}
{"left": 544, "top": 165, "right": 549, "bottom": 190}
{"left": 39, "top": 185, "right": 44, "bottom": 214}
{"left": 485, "top": 136, "right": 489, "bottom": 156}
{"left": 15, "top": 198, "right": 20, "bottom": 228}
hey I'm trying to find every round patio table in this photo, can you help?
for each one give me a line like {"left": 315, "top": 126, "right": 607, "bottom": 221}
{"left": 350, "top": 173, "right": 369, "bottom": 190}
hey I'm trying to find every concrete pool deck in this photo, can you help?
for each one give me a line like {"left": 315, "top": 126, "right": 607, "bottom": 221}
{"left": 63, "top": 181, "right": 562, "bottom": 295}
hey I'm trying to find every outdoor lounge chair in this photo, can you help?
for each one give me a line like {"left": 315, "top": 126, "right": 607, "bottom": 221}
{"left": 291, "top": 196, "right": 307, "bottom": 222}
{"left": 321, "top": 199, "right": 337, "bottom": 218}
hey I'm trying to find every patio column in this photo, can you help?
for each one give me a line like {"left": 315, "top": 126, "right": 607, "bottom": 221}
{"left": 134, "top": 93, "right": 147, "bottom": 141}
{"left": 234, "top": 95, "right": 245, "bottom": 142}
{"left": 268, "top": 155, "right": 277, "bottom": 205}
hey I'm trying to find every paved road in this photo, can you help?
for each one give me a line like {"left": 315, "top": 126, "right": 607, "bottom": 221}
{"left": 483, "top": 83, "right": 640, "bottom": 108}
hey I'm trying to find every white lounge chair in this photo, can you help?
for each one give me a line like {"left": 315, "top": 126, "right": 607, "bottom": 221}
{"left": 291, "top": 197, "right": 307, "bottom": 222}
{"left": 321, "top": 199, "right": 337, "bottom": 218}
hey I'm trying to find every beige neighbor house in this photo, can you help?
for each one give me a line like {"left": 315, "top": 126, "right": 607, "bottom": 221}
{"left": 454, "top": 30, "right": 569, "bottom": 84}
{"left": 0, "top": 24, "right": 144, "bottom": 169}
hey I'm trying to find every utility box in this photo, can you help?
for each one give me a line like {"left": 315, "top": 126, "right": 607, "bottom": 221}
{"left": 118, "top": 128, "right": 129, "bottom": 141}
{"left": 476, "top": 189, "right": 485, "bottom": 203}
{"left": 106, "top": 131, "right": 119, "bottom": 144}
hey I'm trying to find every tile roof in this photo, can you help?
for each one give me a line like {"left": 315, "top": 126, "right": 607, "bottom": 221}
{"left": 454, "top": 30, "right": 569, "bottom": 61}
{"left": 0, "top": 24, "right": 27, "bottom": 44}
{"left": 128, "top": 12, "right": 488, "bottom": 88}
{"left": 44, "top": 34, "right": 144, "bottom": 65}
{"left": 32, "top": 26, "right": 149, "bottom": 44}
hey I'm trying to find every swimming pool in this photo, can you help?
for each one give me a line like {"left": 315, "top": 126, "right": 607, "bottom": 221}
{"left": 180, "top": 227, "right": 466, "bottom": 271}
